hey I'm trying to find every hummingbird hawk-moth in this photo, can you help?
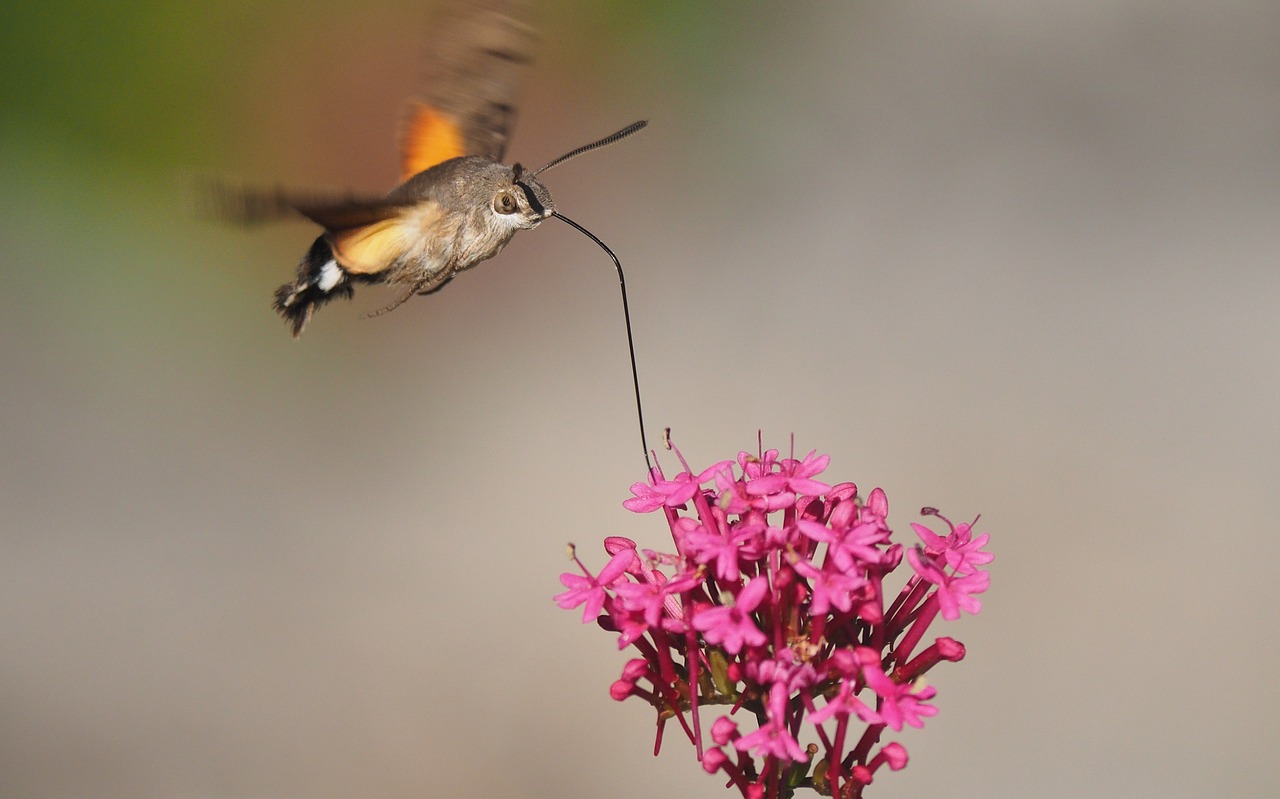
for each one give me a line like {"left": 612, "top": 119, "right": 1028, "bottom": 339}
{"left": 220, "top": 0, "right": 645, "bottom": 337}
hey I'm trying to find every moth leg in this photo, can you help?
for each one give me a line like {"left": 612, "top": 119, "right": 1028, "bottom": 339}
{"left": 363, "top": 286, "right": 419, "bottom": 319}
{"left": 362, "top": 264, "right": 458, "bottom": 320}
{"left": 415, "top": 272, "right": 456, "bottom": 296}
{"left": 361, "top": 270, "right": 445, "bottom": 319}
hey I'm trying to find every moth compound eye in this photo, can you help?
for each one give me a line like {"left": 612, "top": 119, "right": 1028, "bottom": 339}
{"left": 493, "top": 191, "right": 518, "bottom": 215}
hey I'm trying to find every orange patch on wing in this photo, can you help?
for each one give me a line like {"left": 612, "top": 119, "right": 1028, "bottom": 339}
{"left": 400, "top": 103, "right": 466, "bottom": 182}
{"left": 328, "top": 217, "right": 410, "bottom": 275}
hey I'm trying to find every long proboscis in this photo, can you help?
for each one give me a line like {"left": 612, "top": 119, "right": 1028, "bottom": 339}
{"left": 552, "top": 212, "right": 652, "bottom": 474}
{"left": 530, "top": 121, "right": 648, "bottom": 179}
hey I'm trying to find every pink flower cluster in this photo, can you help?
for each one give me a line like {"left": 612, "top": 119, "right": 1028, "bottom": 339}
{"left": 555, "top": 444, "right": 992, "bottom": 799}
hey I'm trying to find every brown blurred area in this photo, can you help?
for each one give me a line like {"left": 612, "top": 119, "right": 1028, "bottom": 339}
{"left": 2, "top": 2, "right": 1278, "bottom": 797}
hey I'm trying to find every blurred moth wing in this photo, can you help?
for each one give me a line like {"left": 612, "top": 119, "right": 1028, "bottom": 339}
{"left": 400, "top": 0, "right": 536, "bottom": 174}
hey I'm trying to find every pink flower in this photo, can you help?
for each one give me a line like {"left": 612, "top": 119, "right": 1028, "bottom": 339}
{"left": 857, "top": 648, "right": 938, "bottom": 731}
{"left": 701, "top": 746, "right": 730, "bottom": 774}
{"left": 743, "top": 651, "right": 817, "bottom": 695}
{"left": 733, "top": 683, "right": 808, "bottom": 762}
{"left": 792, "top": 556, "right": 867, "bottom": 616}
{"left": 554, "top": 547, "right": 634, "bottom": 623}
{"left": 808, "top": 675, "right": 879, "bottom": 725}
{"left": 778, "top": 449, "right": 832, "bottom": 496}
{"left": 684, "top": 517, "right": 766, "bottom": 583}
{"left": 556, "top": 440, "right": 993, "bottom": 799}
{"left": 624, "top": 460, "right": 734, "bottom": 512}
{"left": 911, "top": 516, "right": 994, "bottom": 575}
{"left": 906, "top": 547, "right": 990, "bottom": 620}
{"left": 615, "top": 569, "right": 701, "bottom": 629}
{"left": 692, "top": 577, "right": 769, "bottom": 654}
{"left": 710, "top": 716, "right": 740, "bottom": 748}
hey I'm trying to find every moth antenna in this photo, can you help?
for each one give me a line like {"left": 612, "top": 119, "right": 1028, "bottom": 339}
{"left": 529, "top": 121, "right": 648, "bottom": 179}
{"left": 552, "top": 212, "right": 652, "bottom": 474}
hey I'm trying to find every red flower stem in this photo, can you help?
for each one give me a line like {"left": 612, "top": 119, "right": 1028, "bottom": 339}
{"left": 828, "top": 713, "right": 850, "bottom": 799}
{"left": 892, "top": 591, "right": 939, "bottom": 665}
{"left": 848, "top": 722, "right": 884, "bottom": 768}
{"left": 685, "top": 600, "right": 705, "bottom": 759}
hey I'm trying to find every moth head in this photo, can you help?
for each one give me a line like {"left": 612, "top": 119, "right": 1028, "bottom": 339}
{"left": 496, "top": 164, "right": 554, "bottom": 230}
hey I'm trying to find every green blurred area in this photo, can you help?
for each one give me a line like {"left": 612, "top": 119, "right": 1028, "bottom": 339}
{"left": 1, "top": 0, "right": 258, "bottom": 169}
{"left": 0, "top": 0, "right": 727, "bottom": 172}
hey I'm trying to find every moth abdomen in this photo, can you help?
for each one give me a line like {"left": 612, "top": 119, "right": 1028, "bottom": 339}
{"left": 273, "top": 236, "right": 357, "bottom": 338}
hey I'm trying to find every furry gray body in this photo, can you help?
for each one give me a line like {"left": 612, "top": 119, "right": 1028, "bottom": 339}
{"left": 273, "top": 156, "right": 554, "bottom": 336}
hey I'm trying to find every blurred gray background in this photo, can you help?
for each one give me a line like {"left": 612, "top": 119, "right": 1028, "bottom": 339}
{"left": 2, "top": 1, "right": 1277, "bottom": 797}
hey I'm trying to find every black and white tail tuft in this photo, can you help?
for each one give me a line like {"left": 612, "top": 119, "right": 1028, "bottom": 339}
{"left": 272, "top": 236, "right": 354, "bottom": 337}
